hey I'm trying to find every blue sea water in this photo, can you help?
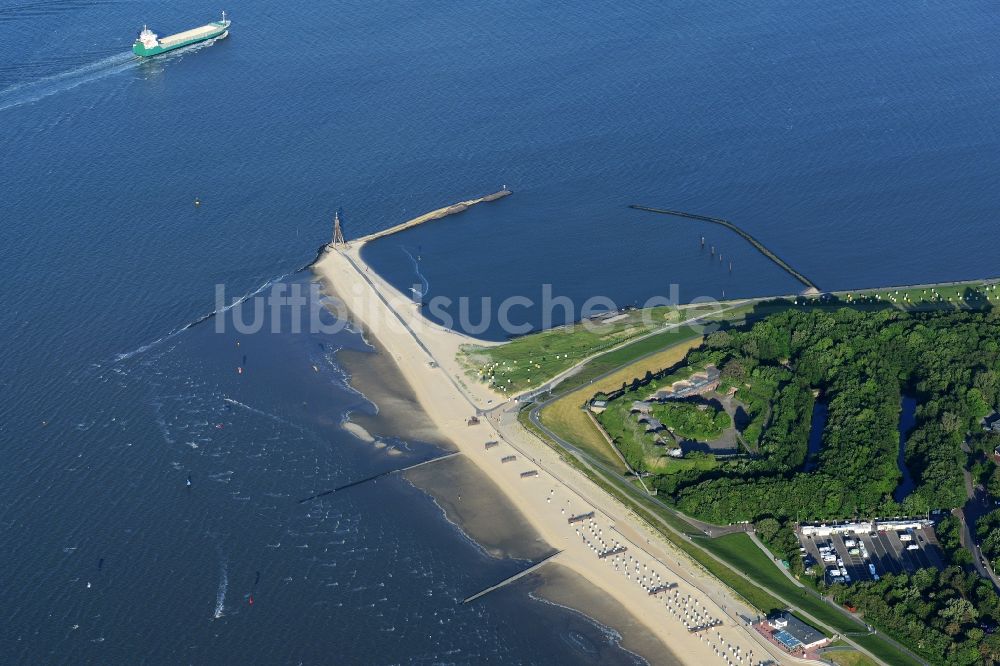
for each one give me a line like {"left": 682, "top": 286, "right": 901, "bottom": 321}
{"left": 2, "top": 0, "right": 1000, "bottom": 662}
{"left": 894, "top": 396, "right": 919, "bottom": 503}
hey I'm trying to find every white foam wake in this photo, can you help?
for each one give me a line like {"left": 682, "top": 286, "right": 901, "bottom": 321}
{"left": 400, "top": 245, "right": 430, "bottom": 299}
{"left": 223, "top": 397, "right": 304, "bottom": 431}
{"left": 213, "top": 550, "right": 228, "bottom": 619}
{"left": 0, "top": 51, "right": 137, "bottom": 112}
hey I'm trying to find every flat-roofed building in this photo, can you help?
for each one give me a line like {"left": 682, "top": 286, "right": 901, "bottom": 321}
{"left": 767, "top": 612, "right": 829, "bottom": 652}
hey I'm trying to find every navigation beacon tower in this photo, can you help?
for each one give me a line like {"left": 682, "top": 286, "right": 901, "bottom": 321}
{"left": 330, "top": 209, "right": 346, "bottom": 247}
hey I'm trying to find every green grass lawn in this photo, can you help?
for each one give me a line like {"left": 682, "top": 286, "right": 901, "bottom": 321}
{"left": 698, "top": 533, "right": 848, "bottom": 628}
{"left": 837, "top": 282, "right": 996, "bottom": 309}
{"left": 535, "top": 335, "right": 705, "bottom": 472}
{"left": 697, "top": 534, "right": 810, "bottom": 619}
{"left": 458, "top": 305, "right": 717, "bottom": 394}
{"left": 774, "top": 281, "right": 997, "bottom": 314}
{"left": 849, "top": 634, "right": 923, "bottom": 666}
{"left": 711, "top": 282, "right": 997, "bottom": 326}
{"left": 596, "top": 398, "right": 723, "bottom": 474}
{"left": 653, "top": 401, "right": 730, "bottom": 440}
{"left": 556, "top": 326, "right": 705, "bottom": 393}
{"left": 823, "top": 645, "right": 879, "bottom": 666}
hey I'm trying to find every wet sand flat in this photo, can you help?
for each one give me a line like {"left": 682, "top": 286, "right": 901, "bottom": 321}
{"left": 336, "top": 343, "right": 455, "bottom": 450}
{"left": 405, "top": 454, "right": 554, "bottom": 561}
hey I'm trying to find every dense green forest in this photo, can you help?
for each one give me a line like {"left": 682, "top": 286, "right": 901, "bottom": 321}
{"left": 979, "top": 509, "right": 1000, "bottom": 574}
{"left": 649, "top": 307, "right": 1000, "bottom": 523}
{"left": 641, "top": 307, "right": 1000, "bottom": 664}
{"left": 834, "top": 567, "right": 1000, "bottom": 664}
{"left": 820, "top": 514, "right": 999, "bottom": 664}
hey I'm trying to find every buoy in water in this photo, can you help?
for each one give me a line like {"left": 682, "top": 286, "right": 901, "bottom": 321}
{"left": 194, "top": 198, "right": 201, "bottom": 206}
{"left": 248, "top": 594, "right": 254, "bottom": 606}
{"left": 237, "top": 367, "right": 243, "bottom": 375}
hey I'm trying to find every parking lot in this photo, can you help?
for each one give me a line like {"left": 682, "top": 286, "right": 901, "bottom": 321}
{"left": 799, "top": 523, "right": 945, "bottom": 584}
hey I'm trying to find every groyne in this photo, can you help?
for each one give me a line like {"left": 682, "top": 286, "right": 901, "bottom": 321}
{"left": 629, "top": 205, "right": 820, "bottom": 293}
{"left": 297, "top": 451, "right": 462, "bottom": 503}
{"left": 462, "top": 550, "right": 562, "bottom": 603}
{"left": 357, "top": 189, "right": 511, "bottom": 243}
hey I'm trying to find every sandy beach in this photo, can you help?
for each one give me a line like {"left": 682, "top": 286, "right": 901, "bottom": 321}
{"left": 314, "top": 241, "right": 796, "bottom": 666}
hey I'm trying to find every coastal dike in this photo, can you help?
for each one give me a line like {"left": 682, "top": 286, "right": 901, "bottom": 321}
{"left": 630, "top": 204, "right": 820, "bottom": 294}
{"left": 356, "top": 189, "right": 511, "bottom": 243}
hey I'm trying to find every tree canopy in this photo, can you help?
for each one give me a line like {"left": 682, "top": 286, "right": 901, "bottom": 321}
{"left": 655, "top": 307, "right": 1000, "bottom": 523}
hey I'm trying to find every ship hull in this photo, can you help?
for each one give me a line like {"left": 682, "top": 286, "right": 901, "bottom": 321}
{"left": 133, "top": 21, "right": 230, "bottom": 58}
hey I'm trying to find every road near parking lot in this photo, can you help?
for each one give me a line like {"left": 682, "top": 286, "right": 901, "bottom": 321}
{"left": 800, "top": 525, "right": 944, "bottom": 585}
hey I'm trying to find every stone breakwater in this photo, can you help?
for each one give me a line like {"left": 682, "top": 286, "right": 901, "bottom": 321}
{"left": 630, "top": 204, "right": 820, "bottom": 294}
{"left": 356, "top": 189, "right": 512, "bottom": 243}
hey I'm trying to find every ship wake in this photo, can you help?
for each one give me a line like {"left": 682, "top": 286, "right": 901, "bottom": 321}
{"left": 212, "top": 546, "right": 228, "bottom": 620}
{"left": 0, "top": 31, "right": 231, "bottom": 113}
{"left": 0, "top": 51, "right": 136, "bottom": 113}
{"left": 401, "top": 245, "right": 430, "bottom": 300}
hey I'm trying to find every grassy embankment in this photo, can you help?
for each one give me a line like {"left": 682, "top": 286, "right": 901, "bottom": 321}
{"left": 538, "top": 333, "right": 703, "bottom": 472}
{"left": 710, "top": 281, "right": 997, "bottom": 326}
{"left": 827, "top": 281, "right": 997, "bottom": 310}
{"left": 824, "top": 643, "right": 880, "bottom": 666}
{"left": 457, "top": 304, "right": 719, "bottom": 394}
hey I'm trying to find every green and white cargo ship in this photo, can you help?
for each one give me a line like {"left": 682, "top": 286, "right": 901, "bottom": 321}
{"left": 133, "top": 12, "right": 230, "bottom": 57}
